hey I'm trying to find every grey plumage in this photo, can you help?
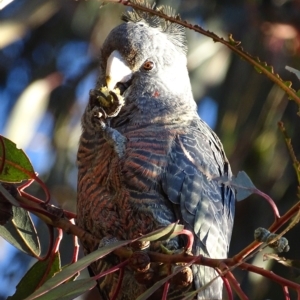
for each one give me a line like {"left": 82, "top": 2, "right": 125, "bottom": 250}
{"left": 77, "top": 3, "right": 235, "bottom": 299}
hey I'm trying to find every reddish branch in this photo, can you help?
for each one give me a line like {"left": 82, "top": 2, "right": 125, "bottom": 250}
{"left": 239, "top": 262, "right": 300, "bottom": 295}
{"left": 233, "top": 200, "right": 300, "bottom": 263}
{"left": 37, "top": 228, "right": 63, "bottom": 288}
{"left": 2, "top": 181, "right": 300, "bottom": 298}
{"left": 111, "top": 266, "right": 125, "bottom": 300}
{"left": 222, "top": 268, "right": 248, "bottom": 300}
{"left": 162, "top": 281, "right": 170, "bottom": 300}
{"left": 12, "top": 189, "right": 98, "bottom": 252}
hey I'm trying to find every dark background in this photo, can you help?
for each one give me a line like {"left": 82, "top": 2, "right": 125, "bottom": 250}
{"left": 0, "top": 0, "right": 300, "bottom": 299}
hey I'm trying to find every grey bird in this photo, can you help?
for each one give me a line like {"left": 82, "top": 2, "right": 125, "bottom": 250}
{"left": 77, "top": 3, "right": 235, "bottom": 299}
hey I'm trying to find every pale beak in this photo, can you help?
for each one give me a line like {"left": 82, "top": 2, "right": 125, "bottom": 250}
{"left": 106, "top": 50, "right": 132, "bottom": 90}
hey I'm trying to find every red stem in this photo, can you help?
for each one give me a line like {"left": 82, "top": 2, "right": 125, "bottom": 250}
{"left": 174, "top": 229, "right": 194, "bottom": 251}
{"left": 162, "top": 281, "right": 170, "bottom": 300}
{"left": 18, "top": 183, "right": 77, "bottom": 219}
{"left": 283, "top": 286, "right": 290, "bottom": 300}
{"left": 19, "top": 189, "right": 45, "bottom": 204}
{"left": 18, "top": 178, "right": 35, "bottom": 192}
{"left": 36, "top": 227, "right": 62, "bottom": 289}
{"left": 18, "top": 202, "right": 55, "bottom": 218}
{"left": 224, "top": 269, "right": 249, "bottom": 300}
{"left": 216, "top": 269, "right": 233, "bottom": 300}
{"left": 111, "top": 266, "right": 125, "bottom": 300}
{"left": 17, "top": 174, "right": 50, "bottom": 204}
{"left": 63, "top": 210, "right": 77, "bottom": 219}
{"left": 93, "top": 260, "right": 129, "bottom": 281}
{"left": 254, "top": 188, "right": 280, "bottom": 220}
{"left": 240, "top": 262, "right": 300, "bottom": 292}
{"left": 71, "top": 219, "right": 80, "bottom": 264}
{"left": 39, "top": 224, "right": 55, "bottom": 261}
{"left": 233, "top": 201, "right": 300, "bottom": 262}
{"left": 32, "top": 175, "right": 51, "bottom": 203}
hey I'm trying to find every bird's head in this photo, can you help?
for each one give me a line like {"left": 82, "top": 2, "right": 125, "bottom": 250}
{"left": 95, "top": 6, "right": 196, "bottom": 123}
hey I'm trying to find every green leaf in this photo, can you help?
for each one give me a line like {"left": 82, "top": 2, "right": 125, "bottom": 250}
{"left": 283, "top": 80, "right": 292, "bottom": 88}
{"left": 33, "top": 277, "right": 96, "bottom": 300}
{"left": 0, "top": 183, "right": 20, "bottom": 206}
{"left": 7, "top": 252, "right": 61, "bottom": 300}
{"left": 25, "top": 239, "right": 131, "bottom": 300}
{"left": 263, "top": 64, "right": 274, "bottom": 73}
{"left": 0, "top": 206, "right": 40, "bottom": 256}
{"left": 228, "top": 34, "right": 241, "bottom": 46}
{"left": 254, "top": 59, "right": 274, "bottom": 75}
{"left": 0, "top": 135, "right": 35, "bottom": 183}
{"left": 138, "top": 222, "right": 184, "bottom": 242}
{"left": 25, "top": 224, "right": 184, "bottom": 299}
{"left": 254, "top": 65, "right": 262, "bottom": 74}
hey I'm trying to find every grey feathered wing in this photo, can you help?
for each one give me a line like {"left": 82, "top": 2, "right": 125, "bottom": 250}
{"left": 162, "top": 119, "right": 235, "bottom": 299}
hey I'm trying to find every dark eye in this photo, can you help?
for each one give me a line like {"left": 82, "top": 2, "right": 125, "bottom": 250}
{"left": 143, "top": 60, "right": 154, "bottom": 71}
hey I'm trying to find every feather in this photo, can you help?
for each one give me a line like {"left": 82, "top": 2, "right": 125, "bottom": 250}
{"left": 122, "top": 0, "right": 187, "bottom": 54}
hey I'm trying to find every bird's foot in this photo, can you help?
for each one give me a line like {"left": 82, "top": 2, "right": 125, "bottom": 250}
{"left": 89, "top": 87, "right": 127, "bottom": 158}
{"left": 89, "top": 86, "right": 124, "bottom": 118}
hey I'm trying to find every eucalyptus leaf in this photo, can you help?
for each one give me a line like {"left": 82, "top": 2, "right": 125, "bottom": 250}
{"left": 25, "top": 240, "right": 131, "bottom": 299}
{"left": 230, "top": 171, "right": 256, "bottom": 201}
{"left": 0, "top": 136, "right": 35, "bottom": 183}
{"left": 139, "top": 222, "right": 184, "bottom": 242}
{"left": 7, "top": 252, "right": 61, "bottom": 300}
{"left": 0, "top": 183, "right": 20, "bottom": 206}
{"left": 25, "top": 223, "right": 184, "bottom": 299}
{"left": 0, "top": 206, "right": 40, "bottom": 256}
{"left": 33, "top": 277, "right": 96, "bottom": 300}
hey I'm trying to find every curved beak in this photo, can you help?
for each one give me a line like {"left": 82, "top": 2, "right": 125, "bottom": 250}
{"left": 106, "top": 50, "right": 133, "bottom": 90}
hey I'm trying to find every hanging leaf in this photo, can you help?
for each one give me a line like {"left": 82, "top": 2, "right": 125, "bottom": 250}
{"left": 0, "top": 184, "right": 14, "bottom": 224}
{"left": 26, "top": 225, "right": 184, "bottom": 300}
{"left": 24, "top": 239, "right": 131, "bottom": 299}
{"left": 7, "top": 252, "right": 61, "bottom": 300}
{"left": 0, "top": 206, "right": 40, "bottom": 256}
{"left": 0, "top": 135, "right": 35, "bottom": 183}
{"left": 32, "top": 277, "right": 96, "bottom": 300}
{"left": 230, "top": 171, "right": 256, "bottom": 201}
{"left": 139, "top": 222, "right": 184, "bottom": 242}
{"left": 216, "top": 171, "right": 256, "bottom": 201}
{"left": 0, "top": 183, "right": 20, "bottom": 207}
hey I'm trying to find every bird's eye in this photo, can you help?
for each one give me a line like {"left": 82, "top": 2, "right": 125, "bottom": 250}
{"left": 143, "top": 60, "right": 154, "bottom": 71}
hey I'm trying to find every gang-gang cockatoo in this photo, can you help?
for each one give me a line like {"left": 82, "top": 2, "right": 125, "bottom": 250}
{"left": 77, "top": 2, "right": 235, "bottom": 299}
